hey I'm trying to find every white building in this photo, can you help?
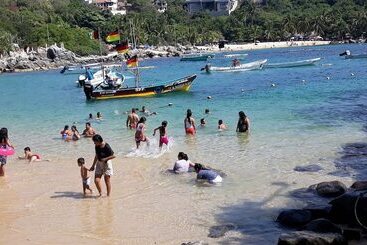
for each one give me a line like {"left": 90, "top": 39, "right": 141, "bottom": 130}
{"left": 184, "top": 0, "right": 238, "bottom": 16}
{"left": 85, "top": 0, "right": 127, "bottom": 15}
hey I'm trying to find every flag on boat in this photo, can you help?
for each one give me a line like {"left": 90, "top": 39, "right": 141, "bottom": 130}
{"left": 90, "top": 30, "right": 99, "bottom": 40}
{"left": 126, "top": 55, "right": 138, "bottom": 68}
{"left": 106, "top": 31, "right": 120, "bottom": 43}
{"left": 116, "top": 41, "right": 129, "bottom": 54}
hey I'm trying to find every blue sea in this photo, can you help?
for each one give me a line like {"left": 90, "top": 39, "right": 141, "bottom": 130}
{"left": 1, "top": 44, "right": 367, "bottom": 243}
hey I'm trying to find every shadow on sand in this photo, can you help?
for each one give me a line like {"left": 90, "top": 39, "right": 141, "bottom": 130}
{"left": 50, "top": 191, "right": 97, "bottom": 199}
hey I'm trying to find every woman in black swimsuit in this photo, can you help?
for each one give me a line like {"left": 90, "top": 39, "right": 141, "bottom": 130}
{"left": 236, "top": 111, "right": 250, "bottom": 133}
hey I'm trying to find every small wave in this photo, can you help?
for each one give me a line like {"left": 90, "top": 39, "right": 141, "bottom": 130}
{"left": 125, "top": 137, "right": 174, "bottom": 158}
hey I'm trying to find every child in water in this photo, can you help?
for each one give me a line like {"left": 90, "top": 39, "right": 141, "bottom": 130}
{"left": 96, "top": 112, "right": 103, "bottom": 120}
{"left": 18, "top": 147, "right": 43, "bottom": 163}
{"left": 135, "top": 117, "right": 149, "bottom": 149}
{"left": 153, "top": 121, "right": 169, "bottom": 148}
{"left": 200, "top": 118, "right": 206, "bottom": 127}
{"left": 218, "top": 120, "right": 227, "bottom": 130}
{"left": 77, "top": 158, "right": 93, "bottom": 196}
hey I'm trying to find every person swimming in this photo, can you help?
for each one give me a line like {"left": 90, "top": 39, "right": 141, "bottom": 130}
{"left": 200, "top": 118, "right": 206, "bottom": 127}
{"left": 184, "top": 109, "right": 196, "bottom": 135}
{"left": 18, "top": 147, "right": 42, "bottom": 163}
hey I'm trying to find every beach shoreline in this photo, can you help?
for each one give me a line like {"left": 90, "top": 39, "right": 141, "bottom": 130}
{"left": 0, "top": 41, "right": 332, "bottom": 74}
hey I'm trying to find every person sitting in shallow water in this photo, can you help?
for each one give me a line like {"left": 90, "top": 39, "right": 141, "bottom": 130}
{"left": 194, "top": 163, "right": 222, "bottom": 183}
{"left": 173, "top": 152, "right": 194, "bottom": 174}
{"left": 18, "top": 147, "right": 47, "bottom": 163}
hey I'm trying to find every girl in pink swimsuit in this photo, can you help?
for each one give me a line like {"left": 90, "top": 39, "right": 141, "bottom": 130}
{"left": 153, "top": 121, "right": 168, "bottom": 148}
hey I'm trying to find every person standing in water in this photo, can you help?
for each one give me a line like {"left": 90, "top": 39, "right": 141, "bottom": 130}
{"left": 135, "top": 117, "right": 149, "bottom": 149}
{"left": 82, "top": 122, "right": 96, "bottom": 137}
{"left": 126, "top": 108, "right": 140, "bottom": 129}
{"left": 0, "top": 128, "right": 13, "bottom": 177}
{"left": 153, "top": 121, "right": 168, "bottom": 148}
{"left": 236, "top": 111, "right": 250, "bottom": 133}
{"left": 184, "top": 109, "right": 196, "bottom": 135}
{"left": 218, "top": 120, "right": 227, "bottom": 130}
{"left": 89, "top": 135, "right": 115, "bottom": 197}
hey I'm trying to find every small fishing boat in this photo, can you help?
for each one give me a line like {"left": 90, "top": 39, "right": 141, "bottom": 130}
{"left": 60, "top": 63, "right": 100, "bottom": 74}
{"left": 180, "top": 54, "right": 215, "bottom": 61}
{"left": 339, "top": 50, "right": 367, "bottom": 59}
{"left": 83, "top": 74, "right": 197, "bottom": 100}
{"left": 204, "top": 59, "right": 267, "bottom": 73}
{"left": 344, "top": 54, "right": 367, "bottom": 59}
{"left": 224, "top": 53, "right": 248, "bottom": 58}
{"left": 76, "top": 67, "right": 124, "bottom": 89}
{"left": 264, "top": 57, "right": 321, "bottom": 68}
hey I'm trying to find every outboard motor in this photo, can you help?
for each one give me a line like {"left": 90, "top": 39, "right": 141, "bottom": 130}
{"left": 60, "top": 66, "right": 68, "bottom": 74}
{"left": 78, "top": 74, "right": 86, "bottom": 87}
{"left": 83, "top": 81, "right": 93, "bottom": 100}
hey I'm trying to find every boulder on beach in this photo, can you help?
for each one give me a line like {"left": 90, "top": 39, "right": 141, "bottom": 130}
{"left": 329, "top": 190, "right": 367, "bottom": 225}
{"left": 277, "top": 209, "right": 313, "bottom": 228}
{"left": 278, "top": 231, "right": 347, "bottom": 245}
{"left": 302, "top": 218, "right": 342, "bottom": 234}
{"left": 310, "top": 181, "right": 347, "bottom": 198}
{"left": 350, "top": 181, "right": 367, "bottom": 191}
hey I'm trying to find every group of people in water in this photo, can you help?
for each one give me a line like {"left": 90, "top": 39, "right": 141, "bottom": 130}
{"left": 1, "top": 106, "right": 250, "bottom": 197}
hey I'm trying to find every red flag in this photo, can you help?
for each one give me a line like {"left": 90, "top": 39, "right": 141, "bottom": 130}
{"left": 116, "top": 41, "right": 129, "bottom": 54}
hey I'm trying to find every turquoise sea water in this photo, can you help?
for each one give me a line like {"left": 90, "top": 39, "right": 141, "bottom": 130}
{"left": 1, "top": 43, "right": 367, "bottom": 243}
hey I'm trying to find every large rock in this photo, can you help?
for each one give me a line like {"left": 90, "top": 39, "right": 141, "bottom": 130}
{"left": 329, "top": 191, "right": 367, "bottom": 225}
{"left": 278, "top": 231, "right": 347, "bottom": 245}
{"left": 277, "top": 209, "right": 313, "bottom": 228}
{"left": 350, "top": 181, "right": 367, "bottom": 191}
{"left": 310, "top": 181, "right": 347, "bottom": 198}
{"left": 303, "top": 219, "right": 342, "bottom": 234}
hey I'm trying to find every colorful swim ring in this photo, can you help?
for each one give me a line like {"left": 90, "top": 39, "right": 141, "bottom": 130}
{"left": 0, "top": 147, "right": 15, "bottom": 156}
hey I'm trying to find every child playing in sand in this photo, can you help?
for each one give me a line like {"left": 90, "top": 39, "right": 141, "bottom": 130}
{"left": 153, "top": 121, "right": 168, "bottom": 148}
{"left": 77, "top": 157, "right": 93, "bottom": 196}
{"left": 18, "top": 147, "right": 44, "bottom": 163}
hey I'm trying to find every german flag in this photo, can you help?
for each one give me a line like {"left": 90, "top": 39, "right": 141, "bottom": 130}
{"left": 116, "top": 41, "right": 129, "bottom": 54}
{"left": 126, "top": 55, "right": 138, "bottom": 68}
{"left": 106, "top": 31, "right": 120, "bottom": 43}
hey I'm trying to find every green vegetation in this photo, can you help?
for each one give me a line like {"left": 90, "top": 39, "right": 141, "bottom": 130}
{"left": 0, "top": 0, "right": 366, "bottom": 55}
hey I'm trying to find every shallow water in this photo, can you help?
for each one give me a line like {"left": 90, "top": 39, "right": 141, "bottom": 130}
{"left": 1, "top": 44, "right": 367, "bottom": 244}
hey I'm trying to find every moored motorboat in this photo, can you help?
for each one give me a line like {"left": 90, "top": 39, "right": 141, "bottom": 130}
{"left": 83, "top": 74, "right": 197, "bottom": 100}
{"left": 77, "top": 68, "right": 124, "bottom": 89}
{"left": 204, "top": 59, "right": 267, "bottom": 72}
{"left": 180, "top": 54, "right": 215, "bottom": 61}
{"left": 264, "top": 57, "right": 321, "bottom": 68}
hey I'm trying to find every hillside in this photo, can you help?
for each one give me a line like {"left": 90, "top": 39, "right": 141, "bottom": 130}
{"left": 0, "top": 0, "right": 366, "bottom": 55}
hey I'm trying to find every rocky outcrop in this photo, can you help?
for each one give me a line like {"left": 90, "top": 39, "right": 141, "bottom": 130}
{"left": 277, "top": 209, "right": 313, "bottom": 228}
{"left": 310, "top": 181, "right": 347, "bottom": 198}
{"left": 278, "top": 231, "right": 347, "bottom": 245}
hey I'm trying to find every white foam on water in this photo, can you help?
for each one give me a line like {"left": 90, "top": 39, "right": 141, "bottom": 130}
{"left": 125, "top": 137, "right": 174, "bottom": 158}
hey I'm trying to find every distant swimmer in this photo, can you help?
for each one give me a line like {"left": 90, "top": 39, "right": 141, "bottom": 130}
{"left": 88, "top": 113, "right": 93, "bottom": 120}
{"left": 140, "top": 106, "right": 157, "bottom": 116}
{"left": 194, "top": 163, "right": 222, "bottom": 183}
{"left": 218, "top": 120, "right": 227, "bottom": 130}
{"left": 126, "top": 108, "right": 140, "bottom": 129}
{"left": 77, "top": 157, "right": 93, "bottom": 196}
{"left": 184, "top": 109, "right": 196, "bottom": 135}
{"left": 205, "top": 108, "right": 210, "bottom": 114}
{"left": 173, "top": 152, "right": 194, "bottom": 174}
{"left": 82, "top": 122, "right": 96, "bottom": 137}
{"left": 153, "top": 121, "right": 169, "bottom": 149}
{"left": 200, "top": 118, "right": 206, "bottom": 127}
{"left": 18, "top": 147, "right": 48, "bottom": 163}
{"left": 135, "top": 117, "right": 149, "bottom": 149}
{"left": 96, "top": 112, "right": 103, "bottom": 120}
{"left": 236, "top": 111, "right": 250, "bottom": 133}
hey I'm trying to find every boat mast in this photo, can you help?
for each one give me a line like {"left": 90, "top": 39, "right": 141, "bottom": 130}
{"left": 129, "top": 20, "right": 140, "bottom": 88}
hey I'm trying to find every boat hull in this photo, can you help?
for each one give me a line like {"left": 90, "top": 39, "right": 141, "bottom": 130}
{"left": 208, "top": 59, "right": 267, "bottom": 72}
{"left": 345, "top": 54, "right": 367, "bottom": 59}
{"left": 86, "top": 75, "right": 197, "bottom": 100}
{"left": 264, "top": 58, "right": 321, "bottom": 68}
{"left": 180, "top": 54, "right": 214, "bottom": 61}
